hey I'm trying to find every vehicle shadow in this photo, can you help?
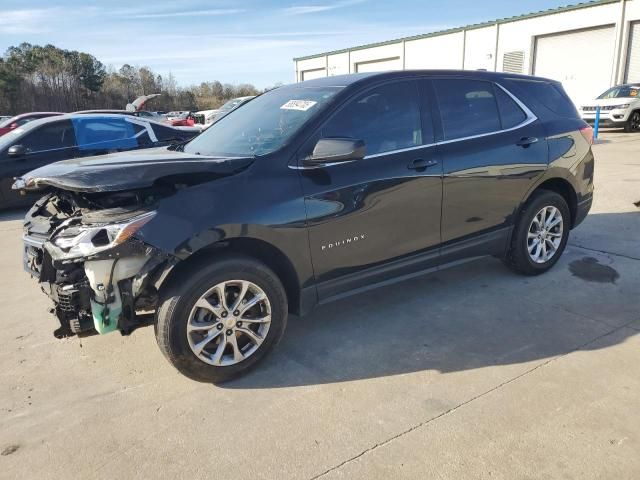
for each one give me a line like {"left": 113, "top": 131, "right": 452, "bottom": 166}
{"left": 222, "top": 211, "right": 640, "bottom": 389}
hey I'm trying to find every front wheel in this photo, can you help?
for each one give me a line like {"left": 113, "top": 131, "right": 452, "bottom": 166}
{"left": 624, "top": 111, "right": 640, "bottom": 133}
{"left": 155, "top": 255, "right": 288, "bottom": 383}
{"left": 503, "top": 190, "right": 570, "bottom": 275}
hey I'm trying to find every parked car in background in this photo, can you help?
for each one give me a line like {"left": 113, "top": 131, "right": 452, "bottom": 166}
{"left": 211, "top": 96, "right": 254, "bottom": 123}
{"left": 126, "top": 93, "right": 162, "bottom": 113}
{"left": 0, "top": 112, "right": 63, "bottom": 137}
{"left": 166, "top": 111, "right": 188, "bottom": 121}
{"left": 579, "top": 83, "right": 640, "bottom": 132}
{"left": 167, "top": 111, "right": 196, "bottom": 127}
{"left": 1, "top": 114, "right": 199, "bottom": 208}
{"left": 15, "top": 70, "right": 593, "bottom": 382}
{"left": 194, "top": 109, "right": 220, "bottom": 127}
{"left": 73, "top": 109, "right": 165, "bottom": 120}
{"left": 0, "top": 115, "right": 11, "bottom": 122}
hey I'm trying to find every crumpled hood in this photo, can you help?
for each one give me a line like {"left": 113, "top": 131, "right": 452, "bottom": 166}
{"left": 13, "top": 147, "right": 254, "bottom": 193}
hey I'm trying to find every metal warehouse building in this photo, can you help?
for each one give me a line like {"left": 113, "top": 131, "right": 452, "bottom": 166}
{"left": 293, "top": 0, "right": 640, "bottom": 105}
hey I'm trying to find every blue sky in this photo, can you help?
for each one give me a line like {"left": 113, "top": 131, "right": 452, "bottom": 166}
{"left": 1, "top": 0, "right": 579, "bottom": 88}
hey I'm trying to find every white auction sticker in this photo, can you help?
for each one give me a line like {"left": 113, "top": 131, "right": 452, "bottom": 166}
{"left": 280, "top": 100, "right": 317, "bottom": 111}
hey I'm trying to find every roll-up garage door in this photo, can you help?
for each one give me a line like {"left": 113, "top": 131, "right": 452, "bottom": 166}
{"left": 301, "top": 68, "right": 326, "bottom": 81}
{"left": 355, "top": 57, "right": 401, "bottom": 73}
{"left": 534, "top": 25, "right": 615, "bottom": 105}
{"left": 625, "top": 21, "right": 640, "bottom": 83}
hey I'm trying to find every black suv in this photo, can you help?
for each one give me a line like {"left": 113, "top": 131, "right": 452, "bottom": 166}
{"left": 17, "top": 71, "right": 594, "bottom": 382}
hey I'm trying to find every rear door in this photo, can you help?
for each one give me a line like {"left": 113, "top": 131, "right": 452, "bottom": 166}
{"left": 433, "top": 78, "right": 548, "bottom": 250}
{"left": 299, "top": 79, "right": 443, "bottom": 298}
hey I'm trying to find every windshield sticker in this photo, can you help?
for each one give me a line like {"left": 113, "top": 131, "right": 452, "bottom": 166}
{"left": 280, "top": 100, "right": 317, "bottom": 111}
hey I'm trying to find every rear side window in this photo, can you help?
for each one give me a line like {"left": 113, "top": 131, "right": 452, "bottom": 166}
{"left": 21, "top": 120, "right": 76, "bottom": 153}
{"left": 72, "top": 117, "right": 137, "bottom": 151}
{"left": 154, "top": 124, "right": 185, "bottom": 142}
{"left": 434, "top": 79, "right": 501, "bottom": 140}
{"left": 322, "top": 81, "right": 424, "bottom": 156}
{"left": 495, "top": 87, "right": 527, "bottom": 128}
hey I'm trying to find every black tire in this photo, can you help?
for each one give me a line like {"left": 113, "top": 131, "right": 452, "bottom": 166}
{"left": 624, "top": 111, "right": 640, "bottom": 133}
{"left": 503, "top": 190, "right": 570, "bottom": 276}
{"left": 155, "top": 254, "right": 288, "bottom": 383}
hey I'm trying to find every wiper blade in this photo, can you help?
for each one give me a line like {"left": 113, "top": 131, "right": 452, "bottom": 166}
{"left": 167, "top": 139, "right": 191, "bottom": 152}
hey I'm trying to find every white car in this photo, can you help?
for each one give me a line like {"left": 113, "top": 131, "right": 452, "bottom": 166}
{"left": 579, "top": 83, "right": 640, "bottom": 132}
{"left": 194, "top": 109, "right": 220, "bottom": 127}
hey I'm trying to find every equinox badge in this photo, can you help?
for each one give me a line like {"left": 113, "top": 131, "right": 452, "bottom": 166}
{"left": 321, "top": 234, "right": 366, "bottom": 251}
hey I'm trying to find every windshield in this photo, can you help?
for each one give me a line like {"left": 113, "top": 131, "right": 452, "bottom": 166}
{"left": 183, "top": 86, "right": 342, "bottom": 157}
{"left": 597, "top": 85, "right": 640, "bottom": 99}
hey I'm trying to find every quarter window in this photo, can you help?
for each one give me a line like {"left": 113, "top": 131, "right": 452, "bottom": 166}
{"left": 434, "top": 79, "right": 501, "bottom": 140}
{"left": 322, "top": 81, "right": 423, "bottom": 156}
{"left": 495, "top": 86, "right": 527, "bottom": 129}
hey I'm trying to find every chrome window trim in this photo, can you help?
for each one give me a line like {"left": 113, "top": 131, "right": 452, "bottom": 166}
{"left": 290, "top": 82, "right": 537, "bottom": 170}
{"left": 364, "top": 142, "right": 436, "bottom": 159}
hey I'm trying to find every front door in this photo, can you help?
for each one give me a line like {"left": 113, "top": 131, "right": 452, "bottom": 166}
{"left": 298, "top": 79, "right": 443, "bottom": 300}
{"left": 0, "top": 119, "right": 77, "bottom": 207}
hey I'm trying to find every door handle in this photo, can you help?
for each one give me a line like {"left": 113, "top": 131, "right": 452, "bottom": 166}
{"left": 516, "top": 137, "right": 538, "bottom": 148}
{"left": 408, "top": 158, "right": 438, "bottom": 170}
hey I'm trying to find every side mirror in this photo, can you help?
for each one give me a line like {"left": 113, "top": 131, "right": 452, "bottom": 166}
{"left": 303, "top": 138, "right": 366, "bottom": 167}
{"left": 7, "top": 145, "right": 26, "bottom": 158}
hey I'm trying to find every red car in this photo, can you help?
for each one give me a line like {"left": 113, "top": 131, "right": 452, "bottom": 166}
{"left": 166, "top": 111, "right": 196, "bottom": 127}
{"left": 0, "top": 112, "right": 63, "bottom": 136}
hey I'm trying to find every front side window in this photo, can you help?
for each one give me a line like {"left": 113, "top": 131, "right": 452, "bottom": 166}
{"left": 322, "top": 81, "right": 422, "bottom": 156}
{"left": 184, "top": 86, "right": 341, "bottom": 157}
{"left": 434, "top": 79, "right": 501, "bottom": 140}
{"left": 20, "top": 120, "right": 76, "bottom": 153}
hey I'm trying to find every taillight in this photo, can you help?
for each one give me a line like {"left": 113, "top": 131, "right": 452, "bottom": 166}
{"left": 579, "top": 124, "right": 593, "bottom": 145}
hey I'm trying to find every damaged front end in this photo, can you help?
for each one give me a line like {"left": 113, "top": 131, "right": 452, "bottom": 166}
{"left": 23, "top": 190, "right": 176, "bottom": 339}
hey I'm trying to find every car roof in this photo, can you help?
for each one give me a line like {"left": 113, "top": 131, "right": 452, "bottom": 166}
{"left": 6, "top": 112, "right": 63, "bottom": 120}
{"left": 297, "top": 69, "right": 559, "bottom": 88}
{"left": 8, "top": 113, "right": 173, "bottom": 133}
{"left": 73, "top": 109, "right": 137, "bottom": 114}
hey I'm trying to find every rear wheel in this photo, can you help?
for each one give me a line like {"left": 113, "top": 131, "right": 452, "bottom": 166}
{"left": 503, "top": 190, "right": 570, "bottom": 275}
{"left": 624, "top": 111, "right": 640, "bottom": 132}
{"left": 155, "top": 255, "right": 288, "bottom": 383}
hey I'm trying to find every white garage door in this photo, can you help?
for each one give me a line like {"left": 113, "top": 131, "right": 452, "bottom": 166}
{"left": 625, "top": 21, "right": 640, "bottom": 83}
{"left": 301, "top": 68, "right": 326, "bottom": 81}
{"left": 355, "top": 57, "right": 401, "bottom": 73}
{"left": 534, "top": 25, "right": 616, "bottom": 105}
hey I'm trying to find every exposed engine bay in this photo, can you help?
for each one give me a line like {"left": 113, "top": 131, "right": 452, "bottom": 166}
{"left": 23, "top": 187, "right": 176, "bottom": 338}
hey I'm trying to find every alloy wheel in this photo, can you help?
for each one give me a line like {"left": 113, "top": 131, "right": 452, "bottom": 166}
{"left": 527, "top": 206, "right": 564, "bottom": 264}
{"left": 631, "top": 112, "right": 640, "bottom": 131}
{"left": 187, "top": 280, "right": 272, "bottom": 366}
